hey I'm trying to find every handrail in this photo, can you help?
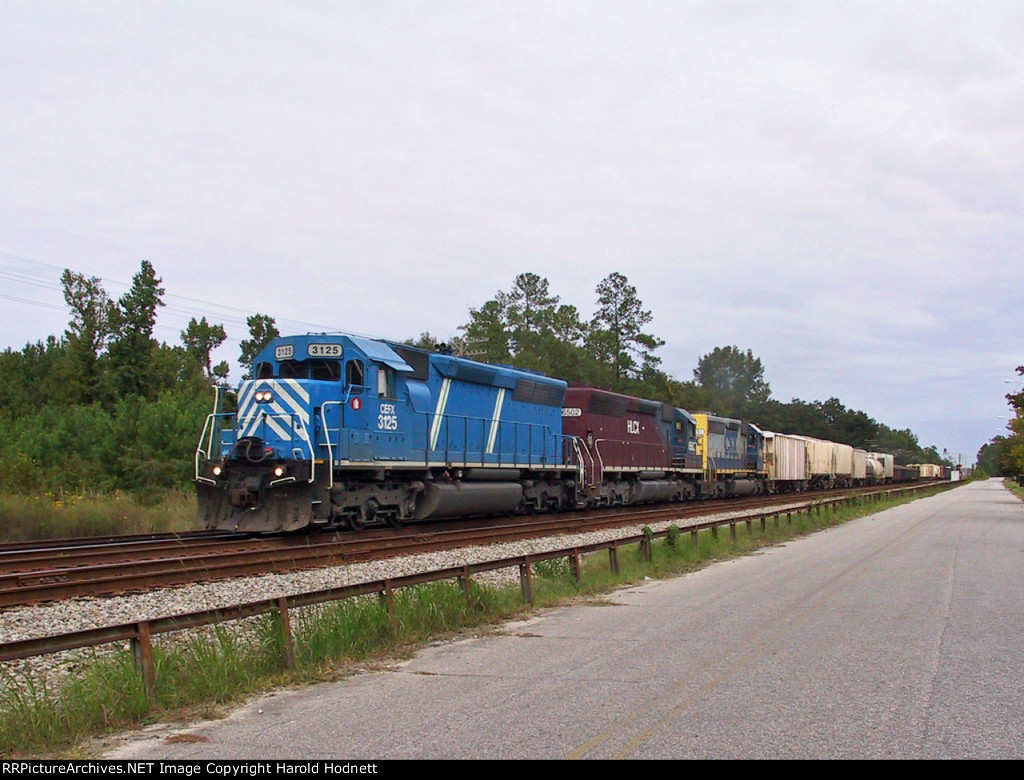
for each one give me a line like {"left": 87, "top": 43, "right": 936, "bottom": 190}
{"left": 194, "top": 413, "right": 217, "bottom": 484}
{"left": 194, "top": 387, "right": 230, "bottom": 483}
{"left": 319, "top": 401, "right": 342, "bottom": 490}
{"left": 570, "top": 437, "right": 594, "bottom": 489}
{"left": 416, "top": 410, "right": 565, "bottom": 469}
{"left": 199, "top": 411, "right": 318, "bottom": 486}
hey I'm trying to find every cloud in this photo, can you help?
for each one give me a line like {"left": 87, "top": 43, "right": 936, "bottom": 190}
{"left": 1, "top": 1, "right": 1022, "bottom": 461}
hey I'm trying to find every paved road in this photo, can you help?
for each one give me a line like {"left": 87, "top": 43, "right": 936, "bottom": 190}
{"left": 106, "top": 479, "right": 1024, "bottom": 759}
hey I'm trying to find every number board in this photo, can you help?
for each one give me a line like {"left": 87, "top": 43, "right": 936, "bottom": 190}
{"left": 307, "top": 344, "right": 343, "bottom": 358}
{"left": 275, "top": 345, "right": 294, "bottom": 360}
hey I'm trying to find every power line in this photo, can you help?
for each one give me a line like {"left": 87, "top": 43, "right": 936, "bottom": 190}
{"left": 0, "top": 249, "right": 352, "bottom": 349}
{"left": 0, "top": 292, "right": 65, "bottom": 311}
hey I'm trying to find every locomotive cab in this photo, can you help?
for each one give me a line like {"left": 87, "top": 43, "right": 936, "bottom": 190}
{"left": 195, "top": 334, "right": 418, "bottom": 532}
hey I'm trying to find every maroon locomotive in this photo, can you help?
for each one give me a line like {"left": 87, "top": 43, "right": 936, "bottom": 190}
{"left": 561, "top": 385, "right": 702, "bottom": 506}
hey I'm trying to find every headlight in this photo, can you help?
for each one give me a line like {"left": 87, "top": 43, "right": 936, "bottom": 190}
{"left": 255, "top": 390, "right": 274, "bottom": 403}
{"left": 212, "top": 465, "right": 222, "bottom": 476}
{"left": 273, "top": 466, "right": 286, "bottom": 477}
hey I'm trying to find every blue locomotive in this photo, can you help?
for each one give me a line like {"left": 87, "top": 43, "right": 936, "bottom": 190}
{"left": 194, "top": 333, "right": 573, "bottom": 533}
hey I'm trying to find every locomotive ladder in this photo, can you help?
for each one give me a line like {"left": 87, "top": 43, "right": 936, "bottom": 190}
{"left": 571, "top": 437, "right": 603, "bottom": 504}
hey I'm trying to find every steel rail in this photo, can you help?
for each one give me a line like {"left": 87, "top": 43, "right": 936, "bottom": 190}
{"left": 0, "top": 483, "right": 939, "bottom": 608}
{"left": 0, "top": 481, "right": 957, "bottom": 699}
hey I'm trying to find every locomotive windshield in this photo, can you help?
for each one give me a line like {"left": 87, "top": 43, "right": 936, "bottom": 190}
{"left": 255, "top": 359, "right": 342, "bottom": 381}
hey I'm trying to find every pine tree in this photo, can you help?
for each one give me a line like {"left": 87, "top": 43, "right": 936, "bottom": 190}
{"left": 460, "top": 297, "right": 512, "bottom": 365}
{"left": 106, "top": 260, "right": 166, "bottom": 399}
{"left": 587, "top": 272, "right": 664, "bottom": 382}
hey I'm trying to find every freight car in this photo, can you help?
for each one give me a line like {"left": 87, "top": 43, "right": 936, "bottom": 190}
{"left": 893, "top": 465, "right": 917, "bottom": 483}
{"left": 795, "top": 436, "right": 841, "bottom": 490}
{"left": 194, "top": 332, "right": 903, "bottom": 534}
{"left": 764, "top": 431, "right": 808, "bottom": 492}
{"left": 909, "top": 463, "right": 945, "bottom": 480}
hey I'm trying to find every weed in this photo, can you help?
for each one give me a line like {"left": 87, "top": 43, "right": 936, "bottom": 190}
{"left": 0, "top": 485, "right": 953, "bottom": 757}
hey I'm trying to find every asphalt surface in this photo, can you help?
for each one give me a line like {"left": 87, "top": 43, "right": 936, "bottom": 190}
{"left": 104, "top": 478, "right": 1024, "bottom": 759}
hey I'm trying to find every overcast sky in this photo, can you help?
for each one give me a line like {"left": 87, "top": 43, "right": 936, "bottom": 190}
{"left": 2, "top": 1, "right": 1022, "bottom": 465}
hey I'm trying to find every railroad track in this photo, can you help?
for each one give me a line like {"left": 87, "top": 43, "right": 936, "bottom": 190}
{"left": 0, "top": 484, "right": 927, "bottom": 608}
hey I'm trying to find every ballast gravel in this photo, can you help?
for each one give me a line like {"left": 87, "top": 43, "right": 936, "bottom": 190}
{"left": 0, "top": 504, "right": 804, "bottom": 688}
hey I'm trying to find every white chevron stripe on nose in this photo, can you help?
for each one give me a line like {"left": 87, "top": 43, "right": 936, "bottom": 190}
{"left": 237, "top": 380, "right": 310, "bottom": 443}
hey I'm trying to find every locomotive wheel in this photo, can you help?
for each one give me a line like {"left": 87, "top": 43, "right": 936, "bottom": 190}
{"left": 347, "top": 514, "right": 365, "bottom": 532}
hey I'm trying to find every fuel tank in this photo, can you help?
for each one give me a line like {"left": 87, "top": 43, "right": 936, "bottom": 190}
{"left": 413, "top": 481, "right": 524, "bottom": 520}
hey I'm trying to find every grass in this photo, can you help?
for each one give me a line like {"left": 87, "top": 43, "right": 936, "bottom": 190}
{"left": 0, "top": 483, "right": 955, "bottom": 757}
{"left": 0, "top": 490, "right": 196, "bottom": 543}
{"left": 1004, "top": 478, "right": 1024, "bottom": 501}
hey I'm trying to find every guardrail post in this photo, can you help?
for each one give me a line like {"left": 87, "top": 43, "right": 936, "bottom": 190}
{"left": 12, "top": 485, "right": 930, "bottom": 680}
{"left": 711, "top": 524, "right": 718, "bottom": 540}
{"left": 276, "top": 597, "right": 295, "bottom": 669}
{"left": 746, "top": 518, "right": 753, "bottom": 535}
{"left": 381, "top": 580, "right": 396, "bottom": 626}
{"left": 519, "top": 559, "right": 534, "bottom": 604}
{"left": 459, "top": 565, "right": 473, "bottom": 605}
{"left": 130, "top": 620, "right": 156, "bottom": 698}
{"left": 640, "top": 535, "right": 651, "bottom": 561}
{"left": 730, "top": 521, "right": 736, "bottom": 540}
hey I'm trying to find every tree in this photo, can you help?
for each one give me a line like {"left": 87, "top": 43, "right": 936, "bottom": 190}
{"left": 60, "top": 269, "right": 114, "bottom": 403}
{"left": 460, "top": 295, "right": 512, "bottom": 365}
{"left": 459, "top": 273, "right": 594, "bottom": 378}
{"left": 1002, "top": 365, "right": 1024, "bottom": 475}
{"left": 817, "top": 397, "right": 878, "bottom": 449}
{"left": 693, "top": 346, "right": 771, "bottom": 414}
{"left": 871, "top": 424, "right": 924, "bottom": 465}
{"left": 212, "top": 361, "right": 230, "bottom": 384}
{"left": 405, "top": 332, "right": 442, "bottom": 351}
{"left": 505, "top": 272, "right": 559, "bottom": 354}
{"left": 181, "top": 317, "right": 227, "bottom": 380}
{"left": 106, "top": 260, "right": 166, "bottom": 398}
{"left": 0, "top": 338, "right": 70, "bottom": 417}
{"left": 239, "top": 314, "right": 279, "bottom": 379}
{"left": 976, "top": 438, "right": 1003, "bottom": 476}
{"left": 587, "top": 272, "right": 664, "bottom": 383}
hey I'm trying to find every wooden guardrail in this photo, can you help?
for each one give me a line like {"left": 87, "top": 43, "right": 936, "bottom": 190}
{"left": 0, "top": 483, "right": 949, "bottom": 696}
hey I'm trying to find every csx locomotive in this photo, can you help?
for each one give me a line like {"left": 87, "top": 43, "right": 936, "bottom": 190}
{"left": 194, "top": 332, "right": 899, "bottom": 533}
